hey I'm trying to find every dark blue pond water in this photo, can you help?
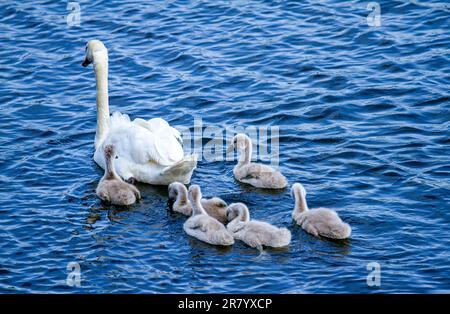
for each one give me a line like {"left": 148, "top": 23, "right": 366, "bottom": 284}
{"left": 0, "top": 0, "right": 449, "bottom": 293}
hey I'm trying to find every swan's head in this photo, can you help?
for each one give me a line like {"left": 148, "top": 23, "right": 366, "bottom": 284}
{"left": 227, "top": 133, "right": 250, "bottom": 153}
{"left": 82, "top": 40, "right": 108, "bottom": 67}
{"left": 188, "top": 185, "right": 202, "bottom": 204}
{"left": 104, "top": 144, "right": 116, "bottom": 160}
{"left": 168, "top": 182, "right": 185, "bottom": 201}
{"left": 291, "top": 183, "right": 307, "bottom": 200}
{"left": 227, "top": 203, "right": 250, "bottom": 222}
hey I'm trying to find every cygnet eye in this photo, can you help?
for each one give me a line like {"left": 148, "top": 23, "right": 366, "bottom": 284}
{"left": 115, "top": 156, "right": 118, "bottom": 159}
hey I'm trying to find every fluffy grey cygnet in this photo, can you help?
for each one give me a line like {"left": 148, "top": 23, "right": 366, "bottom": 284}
{"left": 226, "top": 203, "right": 291, "bottom": 251}
{"left": 96, "top": 145, "right": 141, "bottom": 206}
{"left": 183, "top": 185, "right": 234, "bottom": 246}
{"left": 291, "top": 183, "right": 351, "bottom": 239}
{"left": 227, "top": 134, "right": 287, "bottom": 189}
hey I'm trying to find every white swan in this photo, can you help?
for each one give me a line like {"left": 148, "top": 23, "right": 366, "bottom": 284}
{"left": 82, "top": 40, "right": 197, "bottom": 185}
{"left": 227, "top": 203, "right": 291, "bottom": 250}
{"left": 227, "top": 134, "right": 287, "bottom": 189}
{"left": 96, "top": 145, "right": 141, "bottom": 205}
{"left": 291, "top": 183, "right": 351, "bottom": 239}
{"left": 168, "top": 182, "right": 228, "bottom": 224}
{"left": 183, "top": 185, "right": 234, "bottom": 246}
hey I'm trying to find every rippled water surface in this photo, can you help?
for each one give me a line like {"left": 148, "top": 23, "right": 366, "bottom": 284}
{"left": 0, "top": 0, "right": 449, "bottom": 293}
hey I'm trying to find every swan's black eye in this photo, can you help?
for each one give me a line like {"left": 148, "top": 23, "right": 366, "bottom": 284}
{"left": 115, "top": 156, "right": 118, "bottom": 159}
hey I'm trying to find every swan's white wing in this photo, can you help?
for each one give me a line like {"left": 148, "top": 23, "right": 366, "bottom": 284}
{"left": 108, "top": 112, "right": 184, "bottom": 166}
{"left": 133, "top": 117, "right": 184, "bottom": 165}
{"left": 137, "top": 118, "right": 182, "bottom": 143}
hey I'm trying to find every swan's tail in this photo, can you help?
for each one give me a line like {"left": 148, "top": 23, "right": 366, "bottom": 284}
{"left": 333, "top": 222, "right": 352, "bottom": 239}
{"left": 161, "top": 154, "right": 197, "bottom": 185}
{"left": 275, "top": 228, "right": 292, "bottom": 247}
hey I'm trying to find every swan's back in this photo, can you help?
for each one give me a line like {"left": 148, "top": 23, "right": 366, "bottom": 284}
{"left": 234, "top": 220, "right": 291, "bottom": 248}
{"left": 236, "top": 163, "right": 287, "bottom": 189}
{"left": 107, "top": 112, "right": 183, "bottom": 165}
{"left": 299, "top": 208, "right": 351, "bottom": 239}
{"left": 183, "top": 215, "right": 234, "bottom": 246}
{"left": 96, "top": 179, "right": 140, "bottom": 206}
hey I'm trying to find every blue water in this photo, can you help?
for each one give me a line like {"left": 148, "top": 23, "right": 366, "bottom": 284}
{"left": 0, "top": 0, "right": 449, "bottom": 293}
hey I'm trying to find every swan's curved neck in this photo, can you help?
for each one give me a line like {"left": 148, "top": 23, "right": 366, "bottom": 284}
{"left": 238, "top": 207, "right": 250, "bottom": 222}
{"left": 104, "top": 153, "right": 117, "bottom": 180}
{"left": 192, "top": 197, "right": 207, "bottom": 216}
{"left": 175, "top": 186, "right": 189, "bottom": 206}
{"left": 238, "top": 138, "right": 252, "bottom": 166}
{"left": 294, "top": 190, "right": 309, "bottom": 214}
{"left": 228, "top": 206, "right": 249, "bottom": 231}
{"left": 93, "top": 52, "right": 110, "bottom": 149}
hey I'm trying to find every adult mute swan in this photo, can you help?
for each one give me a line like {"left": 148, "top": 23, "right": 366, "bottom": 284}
{"left": 227, "top": 134, "right": 287, "bottom": 189}
{"left": 168, "top": 182, "right": 229, "bottom": 224}
{"left": 183, "top": 185, "right": 234, "bottom": 246}
{"left": 227, "top": 203, "right": 291, "bottom": 250}
{"left": 96, "top": 145, "right": 141, "bottom": 206}
{"left": 82, "top": 40, "right": 197, "bottom": 185}
{"left": 291, "top": 183, "right": 351, "bottom": 239}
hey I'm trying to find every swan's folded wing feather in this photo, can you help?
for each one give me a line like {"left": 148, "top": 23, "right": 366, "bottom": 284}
{"left": 148, "top": 118, "right": 182, "bottom": 143}
{"left": 132, "top": 117, "right": 184, "bottom": 165}
{"left": 150, "top": 131, "right": 184, "bottom": 165}
{"left": 185, "top": 216, "right": 208, "bottom": 232}
{"left": 108, "top": 112, "right": 184, "bottom": 166}
{"left": 135, "top": 117, "right": 182, "bottom": 143}
{"left": 111, "top": 111, "right": 131, "bottom": 126}
{"left": 105, "top": 114, "right": 183, "bottom": 166}
{"left": 242, "top": 172, "right": 260, "bottom": 180}
{"left": 241, "top": 163, "right": 278, "bottom": 180}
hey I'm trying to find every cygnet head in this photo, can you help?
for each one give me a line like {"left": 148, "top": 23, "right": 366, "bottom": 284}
{"left": 211, "top": 197, "right": 227, "bottom": 209}
{"left": 104, "top": 144, "right": 116, "bottom": 160}
{"left": 227, "top": 203, "right": 250, "bottom": 223}
{"left": 188, "top": 185, "right": 202, "bottom": 204}
{"left": 82, "top": 40, "right": 108, "bottom": 67}
{"left": 168, "top": 182, "right": 184, "bottom": 201}
{"left": 291, "top": 183, "right": 307, "bottom": 200}
{"left": 227, "top": 133, "right": 250, "bottom": 153}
